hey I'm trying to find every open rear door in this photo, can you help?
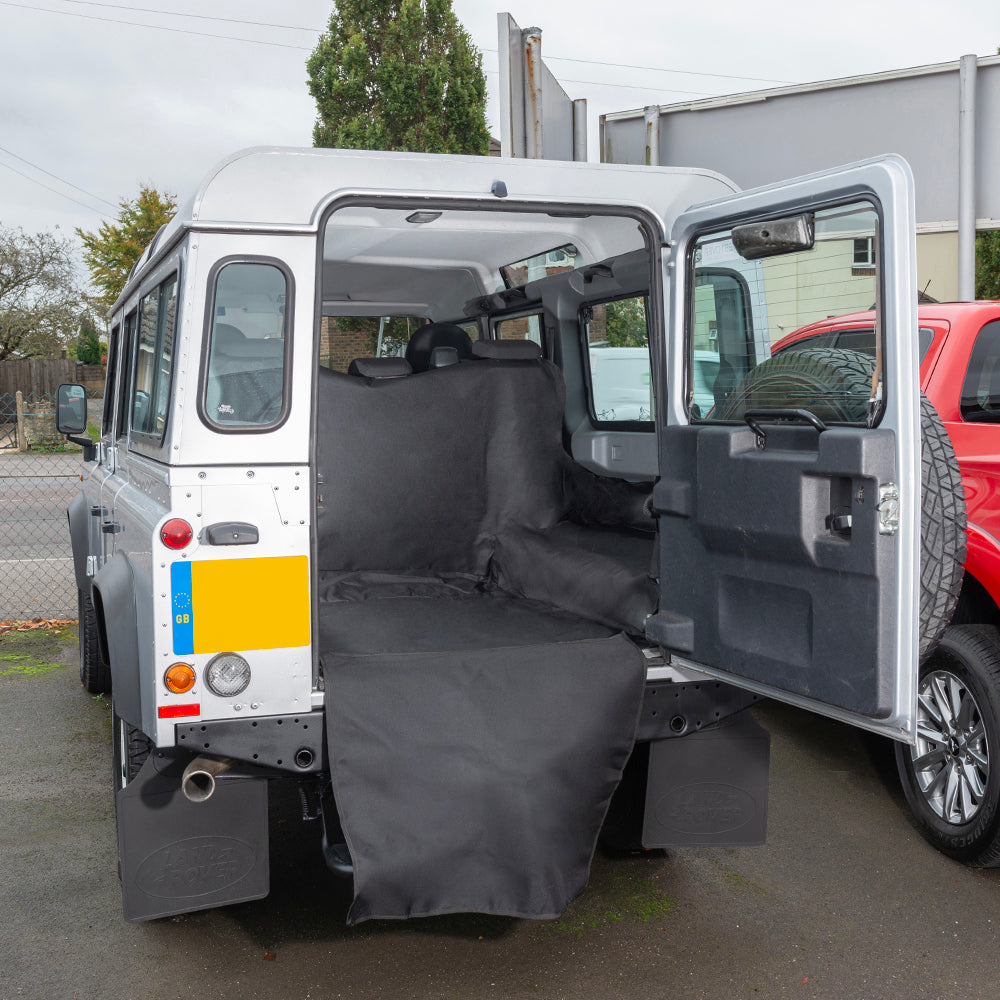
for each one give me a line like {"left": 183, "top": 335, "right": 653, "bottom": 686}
{"left": 649, "top": 155, "right": 920, "bottom": 741}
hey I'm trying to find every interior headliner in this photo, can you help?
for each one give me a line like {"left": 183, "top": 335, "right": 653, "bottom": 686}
{"left": 321, "top": 206, "right": 646, "bottom": 320}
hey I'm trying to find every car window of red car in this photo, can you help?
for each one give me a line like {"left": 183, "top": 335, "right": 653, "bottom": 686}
{"left": 960, "top": 320, "right": 1000, "bottom": 422}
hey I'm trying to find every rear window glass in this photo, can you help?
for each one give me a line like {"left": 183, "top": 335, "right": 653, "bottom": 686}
{"left": 961, "top": 320, "right": 1000, "bottom": 422}
{"left": 320, "top": 315, "right": 424, "bottom": 373}
{"left": 204, "top": 262, "right": 289, "bottom": 428}
{"left": 689, "top": 201, "right": 882, "bottom": 425}
{"left": 584, "top": 296, "right": 653, "bottom": 424}
{"left": 500, "top": 244, "right": 580, "bottom": 289}
{"left": 496, "top": 313, "right": 543, "bottom": 345}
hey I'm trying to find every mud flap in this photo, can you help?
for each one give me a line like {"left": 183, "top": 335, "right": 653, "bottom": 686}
{"left": 116, "top": 751, "right": 269, "bottom": 922}
{"left": 642, "top": 711, "right": 770, "bottom": 847}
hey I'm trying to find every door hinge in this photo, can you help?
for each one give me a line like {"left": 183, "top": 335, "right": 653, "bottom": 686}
{"left": 85, "top": 555, "right": 98, "bottom": 577}
{"left": 877, "top": 483, "right": 900, "bottom": 535}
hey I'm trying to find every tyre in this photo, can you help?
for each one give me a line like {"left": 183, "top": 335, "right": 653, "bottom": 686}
{"left": 718, "top": 347, "right": 874, "bottom": 424}
{"left": 78, "top": 586, "right": 111, "bottom": 695}
{"left": 720, "top": 348, "right": 967, "bottom": 656}
{"left": 112, "top": 708, "right": 152, "bottom": 790}
{"left": 895, "top": 626, "right": 1000, "bottom": 866}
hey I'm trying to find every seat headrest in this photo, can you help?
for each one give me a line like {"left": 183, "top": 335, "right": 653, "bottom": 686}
{"left": 404, "top": 323, "right": 474, "bottom": 372}
{"left": 429, "top": 346, "right": 460, "bottom": 369}
{"left": 347, "top": 357, "right": 412, "bottom": 379}
{"left": 471, "top": 339, "right": 542, "bottom": 361}
{"left": 212, "top": 323, "right": 284, "bottom": 361}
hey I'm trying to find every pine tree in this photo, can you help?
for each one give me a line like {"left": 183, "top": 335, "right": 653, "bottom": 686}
{"left": 307, "top": 0, "right": 489, "bottom": 155}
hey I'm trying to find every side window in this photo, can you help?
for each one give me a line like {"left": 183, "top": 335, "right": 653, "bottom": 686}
{"left": 835, "top": 329, "right": 877, "bottom": 356}
{"left": 584, "top": 296, "right": 653, "bottom": 424}
{"left": 204, "top": 262, "right": 289, "bottom": 427}
{"left": 102, "top": 322, "right": 120, "bottom": 437}
{"left": 132, "top": 286, "right": 160, "bottom": 435}
{"left": 496, "top": 313, "right": 542, "bottom": 345}
{"left": 131, "top": 277, "right": 177, "bottom": 438}
{"left": 689, "top": 201, "right": 881, "bottom": 425}
{"left": 960, "top": 320, "right": 1000, "bottom": 422}
{"left": 117, "top": 310, "right": 137, "bottom": 440}
{"left": 918, "top": 327, "right": 936, "bottom": 362}
{"left": 319, "top": 314, "right": 423, "bottom": 373}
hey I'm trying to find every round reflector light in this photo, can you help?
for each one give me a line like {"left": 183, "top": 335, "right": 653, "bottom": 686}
{"left": 160, "top": 518, "right": 193, "bottom": 550}
{"left": 164, "top": 662, "right": 196, "bottom": 694}
{"left": 205, "top": 653, "right": 251, "bottom": 698}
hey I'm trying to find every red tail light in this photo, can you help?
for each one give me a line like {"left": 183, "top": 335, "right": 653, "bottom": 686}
{"left": 160, "top": 518, "right": 193, "bottom": 550}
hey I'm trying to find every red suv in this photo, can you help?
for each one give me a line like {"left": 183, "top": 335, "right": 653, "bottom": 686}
{"left": 774, "top": 303, "right": 1000, "bottom": 866}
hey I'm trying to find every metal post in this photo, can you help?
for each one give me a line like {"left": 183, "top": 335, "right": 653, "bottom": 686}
{"left": 644, "top": 106, "right": 660, "bottom": 166}
{"left": 958, "top": 53, "right": 978, "bottom": 301}
{"left": 523, "top": 27, "right": 543, "bottom": 159}
{"left": 572, "top": 99, "right": 588, "bottom": 162}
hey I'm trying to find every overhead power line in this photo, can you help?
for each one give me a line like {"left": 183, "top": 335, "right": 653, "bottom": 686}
{"left": 482, "top": 68, "right": 713, "bottom": 98}
{"left": 482, "top": 48, "right": 796, "bottom": 86}
{"left": 54, "top": 0, "right": 320, "bottom": 33}
{"left": 0, "top": 1, "right": 314, "bottom": 49}
{"left": 0, "top": 159, "right": 108, "bottom": 216}
{"left": 1, "top": 1, "right": 791, "bottom": 93}
{"left": 6, "top": 1, "right": 794, "bottom": 88}
{"left": 0, "top": 143, "right": 117, "bottom": 209}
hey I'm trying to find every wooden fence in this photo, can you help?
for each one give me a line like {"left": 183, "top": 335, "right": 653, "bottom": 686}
{"left": 0, "top": 359, "right": 105, "bottom": 396}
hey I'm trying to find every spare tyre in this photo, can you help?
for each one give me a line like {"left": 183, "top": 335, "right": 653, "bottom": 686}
{"left": 720, "top": 347, "right": 966, "bottom": 657}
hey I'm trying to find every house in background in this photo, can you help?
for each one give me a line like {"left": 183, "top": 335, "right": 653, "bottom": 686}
{"left": 600, "top": 53, "right": 1000, "bottom": 303}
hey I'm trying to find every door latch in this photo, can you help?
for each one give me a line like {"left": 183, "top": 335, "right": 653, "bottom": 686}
{"left": 877, "top": 483, "right": 900, "bottom": 535}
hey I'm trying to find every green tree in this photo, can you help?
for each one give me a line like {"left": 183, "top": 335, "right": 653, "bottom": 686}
{"left": 307, "top": 0, "right": 489, "bottom": 155}
{"left": 0, "top": 225, "right": 80, "bottom": 360}
{"left": 977, "top": 230, "right": 1000, "bottom": 300}
{"left": 76, "top": 186, "right": 177, "bottom": 315}
{"left": 604, "top": 297, "right": 649, "bottom": 348}
{"left": 75, "top": 313, "right": 105, "bottom": 364}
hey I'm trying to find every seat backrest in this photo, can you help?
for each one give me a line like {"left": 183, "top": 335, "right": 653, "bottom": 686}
{"left": 315, "top": 359, "right": 567, "bottom": 576}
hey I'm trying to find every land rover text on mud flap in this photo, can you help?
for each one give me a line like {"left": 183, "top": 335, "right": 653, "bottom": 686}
{"left": 57, "top": 147, "right": 953, "bottom": 923}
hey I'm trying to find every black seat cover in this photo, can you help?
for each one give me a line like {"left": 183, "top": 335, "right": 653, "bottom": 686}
{"left": 404, "top": 323, "right": 474, "bottom": 372}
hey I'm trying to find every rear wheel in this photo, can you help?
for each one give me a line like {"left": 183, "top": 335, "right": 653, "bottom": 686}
{"left": 78, "top": 586, "right": 111, "bottom": 695}
{"left": 895, "top": 626, "right": 1000, "bottom": 866}
{"left": 112, "top": 708, "right": 151, "bottom": 790}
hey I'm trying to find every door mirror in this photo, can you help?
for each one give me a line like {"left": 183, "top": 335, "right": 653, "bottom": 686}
{"left": 731, "top": 213, "right": 815, "bottom": 260}
{"left": 56, "top": 383, "right": 88, "bottom": 434}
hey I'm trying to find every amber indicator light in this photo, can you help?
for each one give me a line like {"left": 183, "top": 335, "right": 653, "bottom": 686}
{"left": 164, "top": 662, "right": 196, "bottom": 694}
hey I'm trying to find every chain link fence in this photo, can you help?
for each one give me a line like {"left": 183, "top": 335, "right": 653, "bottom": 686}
{"left": 1, "top": 391, "right": 101, "bottom": 621}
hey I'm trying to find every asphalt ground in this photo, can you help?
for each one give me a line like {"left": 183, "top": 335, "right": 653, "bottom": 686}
{"left": 4, "top": 627, "right": 1000, "bottom": 1000}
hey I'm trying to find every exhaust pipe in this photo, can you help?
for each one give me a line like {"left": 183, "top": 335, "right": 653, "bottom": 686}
{"left": 181, "top": 755, "right": 236, "bottom": 803}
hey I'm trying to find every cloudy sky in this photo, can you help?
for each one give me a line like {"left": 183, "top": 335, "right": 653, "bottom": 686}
{"left": 1, "top": 0, "right": 998, "bottom": 247}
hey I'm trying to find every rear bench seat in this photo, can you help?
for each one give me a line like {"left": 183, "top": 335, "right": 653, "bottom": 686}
{"left": 315, "top": 343, "right": 657, "bottom": 648}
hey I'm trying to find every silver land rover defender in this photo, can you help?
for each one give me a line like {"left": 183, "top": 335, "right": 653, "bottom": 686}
{"left": 57, "top": 147, "right": 951, "bottom": 924}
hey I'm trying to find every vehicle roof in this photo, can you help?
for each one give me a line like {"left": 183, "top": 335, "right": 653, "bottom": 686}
{"left": 788, "top": 301, "right": 1000, "bottom": 334}
{"left": 122, "top": 146, "right": 739, "bottom": 302}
